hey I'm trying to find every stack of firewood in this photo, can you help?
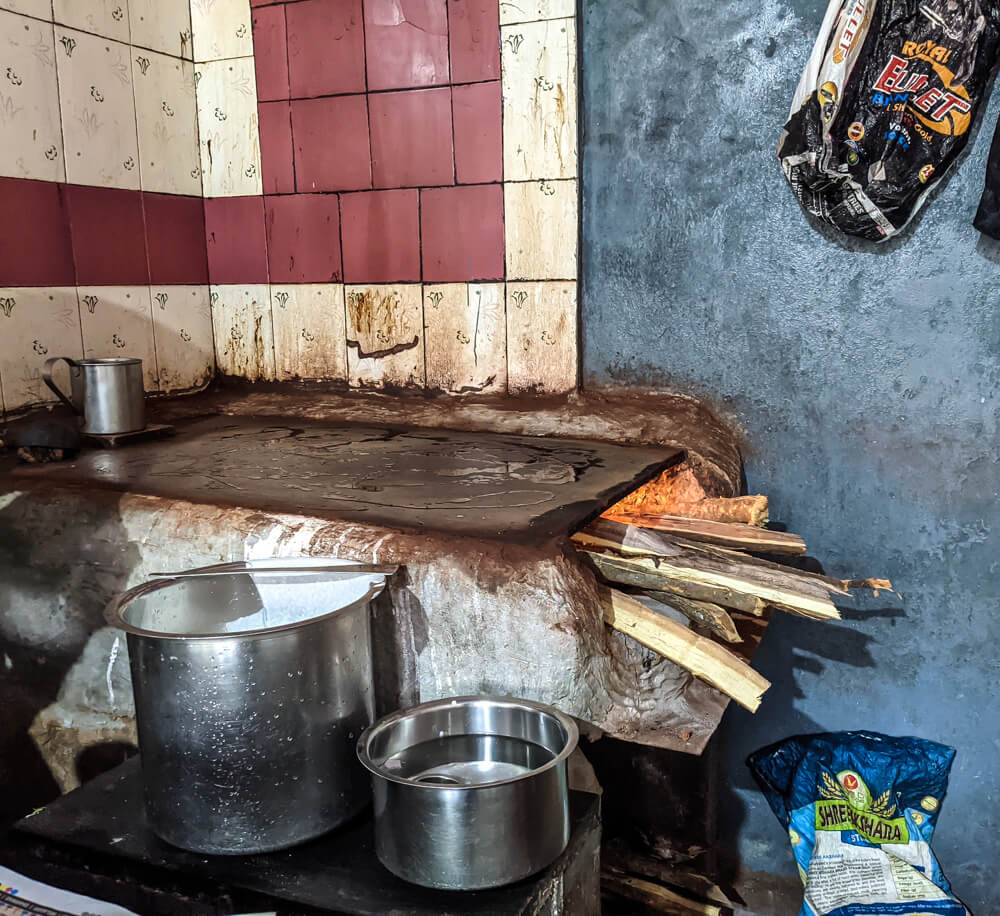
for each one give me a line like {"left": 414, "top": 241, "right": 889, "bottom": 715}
{"left": 578, "top": 490, "right": 891, "bottom": 714}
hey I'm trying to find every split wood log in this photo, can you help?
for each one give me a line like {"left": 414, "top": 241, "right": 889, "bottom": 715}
{"left": 602, "top": 870, "right": 724, "bottom": 916}
{"left": 602, "top": 513, "right": 806, "bottom": 555}
{"left": 578, "top": 522, "right": 846, "bottom": 620}
{"left": 600, "top": 587, "right": 770, "bottom": 713}
{"left": 641, "top": 591, "right": 741, "bottom": 643}
{"left": 585, "top": 550, "right": 767, "bottom": 616}
{"left": 607, "top": 494, "right": 769, "bottom": 527}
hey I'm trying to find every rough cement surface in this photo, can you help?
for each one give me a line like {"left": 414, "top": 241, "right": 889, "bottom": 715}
{"left": 1, "top": 482, "right": 738, "bottom": 794}
{"left": 581, "top": 0, "right": 1000, "bottom": 909}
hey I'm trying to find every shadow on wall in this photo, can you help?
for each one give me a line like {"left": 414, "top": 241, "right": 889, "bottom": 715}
{"left": 0, "top": 489, "right": 139, "bottom": 825}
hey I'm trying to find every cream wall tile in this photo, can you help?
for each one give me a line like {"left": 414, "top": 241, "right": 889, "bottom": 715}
{"left": 190, "top": 0, "right": 252, "bottom": 63}
{"left": 424, "top": 283, "right": 506, "bottom": 394}
{"left": 195, "top": 57, "right": 261, "bottom": 196}
{"left": 78, "top": 286, "right": 159, "bottom": 391}
{"left": 210, "top": 284, "right": 275, "bottom": 380}
{"left": 0, "top": 11, "right": 64, "bottom": 181}
{"left": 505, "top": 282, "right": 576, "bottom": 394}
{"left": 504, "top": 179, "right": 577, "bottom": 280}
{"left": 0, "top": 1, "right": 52, "bottom": 19}
{"left": 133, "top": 49, "right": 200, "bottom": 194}
{"left": 271, "top": 285, "right": 348, "bottom": 382}
{"left": 53, "top": 0, "right": 128, "bottom": 43}
{"left": 0, "top": 287, "right": 81, "bottom": 413}
{"left": 501, "top": 17, "right": 576, "bottom": 181}
{"left": 345, "top": 285, "right": 424, "bottom": 389}
{"left": 55, "top": 27, "right": 139, "bottom": 188}
{"left": 499, "top": 0, "right": 575, "bottom": 24}
{"left": 128, "top": 0, "right": 192, "bottom": 59}
{"left": 151, "top": 285, "right": 214, "bottom": 392}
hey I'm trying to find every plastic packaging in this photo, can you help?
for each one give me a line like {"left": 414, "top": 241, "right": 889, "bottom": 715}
{"left": 748, "top": 731, "right": 970, "bottom": 916}
{"left": 780, "top": 0, "right": 1000, "bottom": 241}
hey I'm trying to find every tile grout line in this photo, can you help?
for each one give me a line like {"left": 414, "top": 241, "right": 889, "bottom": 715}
{"left": 498, "top": 0, "right": 510, "bottom": 393}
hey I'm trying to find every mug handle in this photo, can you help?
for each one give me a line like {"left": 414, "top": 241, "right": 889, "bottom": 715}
{"left": 42, "top": 356, "right": 82, "bottom": 414}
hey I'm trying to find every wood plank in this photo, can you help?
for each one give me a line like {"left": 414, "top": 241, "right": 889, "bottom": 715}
{"left": 600, "top": 588, "right": 770, "bottom": 712}
{"left": 586, "top": 550, "right": 767, "bottom": 616}
{"left": 602, "top": 871, "right": 724, "bottom": 916}
{"left": 640, "top": 591, "right": 741, "bottom": 643}
{"left": 583, "top": 546, "right": 841, "bottom": 621}
{"left": 601, "top": 513, "right": 806, "bottom": 555}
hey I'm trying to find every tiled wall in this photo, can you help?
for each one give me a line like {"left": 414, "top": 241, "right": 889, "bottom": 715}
{"left": 0, "top": 0, "right": 579, "bottom": 415}
{"left": 202, "top": 0, "right": 580, "bottom": 394}
{"left": 0, "top": 0, "right": 214, "bottom": 414}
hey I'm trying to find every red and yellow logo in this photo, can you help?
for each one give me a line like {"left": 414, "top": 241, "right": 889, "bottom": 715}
{"left": 873, "top": 53, "right": 972, "bottom": 136}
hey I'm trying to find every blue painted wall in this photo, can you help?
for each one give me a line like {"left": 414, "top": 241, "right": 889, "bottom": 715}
{"left": 580, "top": 0, "right": 1000, "bottom": 909}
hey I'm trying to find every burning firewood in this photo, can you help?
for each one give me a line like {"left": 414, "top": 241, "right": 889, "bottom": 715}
{"left": 607, "top": 494, "right": 770, "bottom": 527}
{"left": 599, "top": 588, "right": 770, "bottom": 713}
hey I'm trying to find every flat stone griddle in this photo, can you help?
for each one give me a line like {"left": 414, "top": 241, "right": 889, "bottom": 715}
{"left": 15, "top": 414, "right": 681, "bottom": 540}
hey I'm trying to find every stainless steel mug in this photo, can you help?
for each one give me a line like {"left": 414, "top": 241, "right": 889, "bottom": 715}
{"left": 42, "top": 357, "right": 145, "bottom": 435}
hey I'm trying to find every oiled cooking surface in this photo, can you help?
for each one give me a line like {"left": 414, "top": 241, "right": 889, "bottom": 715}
{"left": 14, "top": 414, "right": 680, "bottom": 540}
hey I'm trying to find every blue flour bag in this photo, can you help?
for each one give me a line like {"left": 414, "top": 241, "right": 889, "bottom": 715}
{"left": 748, "top": 731, "right": 969, "bottom": 916}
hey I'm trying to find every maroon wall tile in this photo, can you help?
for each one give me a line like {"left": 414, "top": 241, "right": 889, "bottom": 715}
{"left": 369, "top": 88, "right": 454, "bottom": 189}
{"left": 259, "top": 101, "right": 296, "bottom": 194}
{"left": 143, "top": 193, "right": 209, "bottom": 285}
{"left": 340, "top": 189, "right": 419, "bottom": 283}
{"left": 252, "top": 4, "right": 289, "bottom": 101}
{"left": 204, "top": 196, "right": 268, "bottom": 285}
{"left": 0, "top": 177, "right": 75, "bottom": 286}
{"left": 287, "top": 0, "right": 365, "bottom": 98}
{"left": 66, "top": 184, "right": 149, "bottom": 286}
{"left": 292, "top": 95, "right": 372, "bottom": 192}
{"left": 452, "top": 81, "right": 501, "bottom": 184}
{"left": 265, "top": 194, "right": 342, "bottom": 283}
{"left": 250, "top": 0, "right": 281, "bottom": 6}
{"left": 420, "top": 184, "right": 503, "bottom": 282}
{"left": 364, "top": 0, "right": 449, "bottom": 91}
{"left": 447, "top": 0, "right": 499, "bottom": 83}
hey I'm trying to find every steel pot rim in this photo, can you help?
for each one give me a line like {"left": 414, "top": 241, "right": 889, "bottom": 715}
{"left": 357, "top": 695, "right": 579, "bottom": 791}
{"left": 104, "top": 560, "right": 387, "bottom": 641}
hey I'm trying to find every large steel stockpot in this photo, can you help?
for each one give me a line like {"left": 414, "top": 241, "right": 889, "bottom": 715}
{"left": 358, "top": 696, "right": 579, "bottom": 890}
{"left": 106, "top": 559, "right": 390, "bottom": 855}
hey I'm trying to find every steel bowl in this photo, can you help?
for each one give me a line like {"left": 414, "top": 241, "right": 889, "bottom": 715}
{"left": 357, "top": 696, "right": 579, "bottom": 889}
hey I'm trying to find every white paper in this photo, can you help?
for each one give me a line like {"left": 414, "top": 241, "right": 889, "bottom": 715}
{"left": 0, "top": 866, "right": 139, "bottom": 916}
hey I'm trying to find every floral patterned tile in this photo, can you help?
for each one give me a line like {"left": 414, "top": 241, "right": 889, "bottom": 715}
{"left": 270, "top": 284, "right": 348, "bottom": 382}
{"left": 0, "top": 287, "right": 82, "bottom": 413}
{"left": 501, "top": 17, "right": 576, "bottom": 181}
{"left": 210, "top": 284, "right": 275, "bottom": 380}
{"left": 423, "top": 282, "right": 506, "bottom": 394}
{"left": 55, "top": 26, "right": 139, "bottom": 188}
{"left": 0, "top": 1, "right": 53, "bottom": 20}
{"left": 505, "top": 281, "right": 577, "bottom": 394}
{"left": 499, "top": 0, "right": 575, "bottom": 25}
{"left": 132, "top": 49, "right": 200, "bottom": 195}
{"left": 78, "top": 286, "right": 159, "bottom": 391}
{"left": 150, "top": 284, "right": 214, "bottom": 392}
{"left": 195, "top": 57, "right": 262, "bottom": 196}
{"left": 128, "top": 0, "right": 193, "bottom": 59}
{"left": 504, "top": 179, "right": 577, "bottom": 280}
{"left": 344, "top": 284, "right": 424, "bottom": 389}
{"left": 0, "top": 10, "right": 64, "bottom": 181}
{"left": 53, "top": 0, "right": 129, "bottom": 43}
{"left": 190, "top": 0, "right": 253, "bottom": 63}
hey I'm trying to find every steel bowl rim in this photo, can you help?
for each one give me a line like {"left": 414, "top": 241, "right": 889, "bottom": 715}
{"left": 356, "top": 695, "right": 579, "bottom": 790}
{"left": 104, "top": 562, "right": 387, "bottom": 641}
